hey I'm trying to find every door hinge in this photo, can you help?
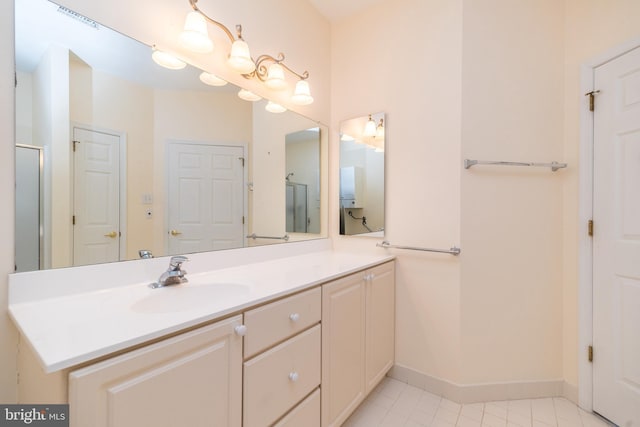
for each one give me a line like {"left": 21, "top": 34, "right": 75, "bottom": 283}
{"left": 239, "top": 157, "right": 245, "bottom": 167}
{"left": 72, "top": 215, "right": 76, "bottom": 225}
{"left": 72, "top": 140, "right": 80, "bottom": 152}
{"left": 588, "top": 220, "right": 594, "bottom": 237}
{"left": 588, "top": 345, "right": 593, "bottom": 362}
{"left": 242, "top": 216, "right": 245, "bottom": 225}
{"left": 585, "top": 90, "right": 600, "bottom": 112}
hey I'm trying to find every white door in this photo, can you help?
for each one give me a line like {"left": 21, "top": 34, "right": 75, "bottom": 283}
{"left": 167, "top": 143, "right": 245, "bottom": 255}
{"left": 73, "top": 127, "right": 120, "bottom": 266}
{"left": 593, "top": 46, "right": 640, "bottom": 426}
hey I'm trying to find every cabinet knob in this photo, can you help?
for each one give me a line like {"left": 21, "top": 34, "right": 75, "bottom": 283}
{"left": 234, "top": 325, "right": 247, "bottom": 336}
{"left": 288, "top": 372, "right": 299, "bottom": 382}
{"left": 289, "top": 313, "right": 300, "bottom": 322}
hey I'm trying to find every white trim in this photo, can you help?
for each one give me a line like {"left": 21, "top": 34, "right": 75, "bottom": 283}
{"left": 577, "top": 36, "right": 640, "bottom": 412}
{"left": 388, "top": 364, "right": 565, "bottom": 404}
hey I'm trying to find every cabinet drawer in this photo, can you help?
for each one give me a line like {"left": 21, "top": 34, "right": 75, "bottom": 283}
{"left": 244, "top": 287, "right": 321, "bottom": 358}
{"left": 274, "top": 388, "right": 320, "bottom": 427}
{"left": 243, "top": 325, "right": 321, "bottom": 427}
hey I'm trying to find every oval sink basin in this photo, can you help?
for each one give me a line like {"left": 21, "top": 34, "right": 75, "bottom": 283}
{"left": 131, "top": 283, "right": 250, "bottom": 313}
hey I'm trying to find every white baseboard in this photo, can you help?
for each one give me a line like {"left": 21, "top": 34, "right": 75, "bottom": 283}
{"left": 388, "top": 364, "right": 573, "bottom": 404}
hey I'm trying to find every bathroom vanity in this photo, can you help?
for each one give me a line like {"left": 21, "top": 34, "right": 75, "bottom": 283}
{"left": 9, "top": 244, "right": 395, "bottom": 426}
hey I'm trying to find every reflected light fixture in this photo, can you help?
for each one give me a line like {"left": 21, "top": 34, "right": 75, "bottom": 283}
{"left": 376, "top": 118, "right": 385, "bottom": 139}
{"left": 199, "top": 72, "right": 227, "bottom": 86}
{"left": 265, "top": 101, "right": 287, "bottom": 113}
{"left": 363, "top": 114, "right": 377, "bottom": 138}
{"left": 238, "top": 89, "right": 262, "bottom": 102}
{"left": 175, "top": 0, "right": 313, "bottom": 105}
{"left": 152, "top": 47, "right": 186, "bottom": 70}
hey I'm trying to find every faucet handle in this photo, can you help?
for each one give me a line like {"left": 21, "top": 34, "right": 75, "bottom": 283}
{"left": 169, "top": 256, "right": 189, "bottom": 270}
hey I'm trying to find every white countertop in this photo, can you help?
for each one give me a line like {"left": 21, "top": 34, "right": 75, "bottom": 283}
{"left": 9, "top": 249, "right": 393, "bottom": 373}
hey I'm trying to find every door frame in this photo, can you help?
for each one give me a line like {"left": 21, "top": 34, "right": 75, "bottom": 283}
{"left": 578, "top": 36, "right": 640, "bottom": 412}
{"left": 164, "top": 139, "right": 249, "bottom": 255}
{"left": 71, "top": 123, "right": 128, "bottom": 262}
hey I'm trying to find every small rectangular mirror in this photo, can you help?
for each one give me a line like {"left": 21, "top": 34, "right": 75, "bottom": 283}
{"left": 339, "top": 113, "right": 385, "bottom": 236}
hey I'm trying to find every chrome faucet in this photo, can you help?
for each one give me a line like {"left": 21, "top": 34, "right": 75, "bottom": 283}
{"left": 150, "top": 256, "right": 189, "bottom": 288}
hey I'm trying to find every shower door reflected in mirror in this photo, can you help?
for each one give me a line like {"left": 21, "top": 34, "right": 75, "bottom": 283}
{"left": 285, "top": 128, "right": 321, "bottom": 234}
{"left": 339, "top": 113, "right": 385, "bottom": 236}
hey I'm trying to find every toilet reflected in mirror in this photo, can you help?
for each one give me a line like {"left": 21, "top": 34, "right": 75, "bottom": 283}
{"left": 339, "top": 112, "right": 385, "bottom": 236}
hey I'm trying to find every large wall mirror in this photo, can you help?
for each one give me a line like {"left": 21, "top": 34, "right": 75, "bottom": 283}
{"left": 14, "top": 0, "right": 327, "bottom": 272}
{"left": 339, "top": 113, "right": 385, "bottom": 236}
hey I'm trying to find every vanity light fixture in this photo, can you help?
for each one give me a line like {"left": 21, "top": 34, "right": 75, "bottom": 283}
{"left": 265, "top": 101, "right": 287, "bottom": 113}
{"left": 180, "top": 11, "right": 214, "bottom": 53}
{"left": 363, "top": 114, "right": 377, "bottom": 138}
{"left": 179, "top": 0, "right": 313, "bottom": 105}
{"left": 264, "top": 63, "right": 287, "bottom": 90}
{"left": 199, "top": 72, "right": 228, "bottom": 86}
{"left": 152, "top": 47, "right": 187, "bottom": 70}
{"left": 291, "top": 79, "right": 314, "bottom": 105}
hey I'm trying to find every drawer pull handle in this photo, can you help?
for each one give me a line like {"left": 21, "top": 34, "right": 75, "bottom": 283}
{"left": 289, "top": 313, "right": 300, "bottom": 322}
{"left": 234, "top": 325, "right": 247, "bottom": 336}
{"left": 288, "top": 372, "right": 299, "bottom": 382}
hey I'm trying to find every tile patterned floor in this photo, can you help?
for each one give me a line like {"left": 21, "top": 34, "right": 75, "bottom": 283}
{"left": 343, "top": 378, "right": 612, "bottom": 427}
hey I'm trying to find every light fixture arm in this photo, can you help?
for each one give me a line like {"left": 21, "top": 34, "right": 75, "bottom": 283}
{"left": 250, "top": 53, "right": 309, "bottom": 81}
{"left": 188, "top": 0, "right": 236, "bottom": 43}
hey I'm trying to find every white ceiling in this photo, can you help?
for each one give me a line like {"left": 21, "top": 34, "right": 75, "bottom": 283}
{"left": 15, "top": 0, "right": 232, "bottom": 92}
{"left": 307, "top": 0, "right": 385, "bottom": 23}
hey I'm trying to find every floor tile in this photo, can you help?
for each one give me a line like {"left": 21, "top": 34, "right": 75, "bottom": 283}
{"left": 346, "top": 378, "right": 609, "bottom": 427}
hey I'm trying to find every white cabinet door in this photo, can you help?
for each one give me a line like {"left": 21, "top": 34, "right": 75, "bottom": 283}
{"left": 321, "top": 262, "right": 396, "bottom": 427}
{"left": 69, "top": 316, "right": 243, "bottom": 427}
{"left": 321, "top": 272, "right": 367, "bottom": 427}
{"left": 365, "top": 262, "right": 395, "bottom": 394}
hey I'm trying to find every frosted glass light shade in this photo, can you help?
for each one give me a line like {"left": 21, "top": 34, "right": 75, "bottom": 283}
{"left": 238, "top": 89, "right": 262, "bottom": 102}
{"left": 180, "top": 12, "right": 213, "bottom": 53}
{"left": 199, "top": 72, "right": 227, "bottom": 86}
{"left": 363, "top": 115, "right": 377, "bottom": 138}
{"left": 265, "top": 63, "right": 286, "bottom": 90}
{"left": 228, "top": 40, "right": 255, "bottom": 74}
{"left": 265, "top": 101, "right": 287, "bottom": 113}
{"left": 152, "top": 50, "right": 186, "bottom": 70}
{"left": 291, "top": 80, "right": 313, "bottom": 105}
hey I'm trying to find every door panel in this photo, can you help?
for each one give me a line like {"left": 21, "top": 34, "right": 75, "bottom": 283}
{"left": 73, "top": 128, "right": 120, "bottom": 266}
{"left": 168, "top": 143, "right": 244, "bottom": 255}
{"left": 593, "top": 45, "right": 640, "bottom": 427}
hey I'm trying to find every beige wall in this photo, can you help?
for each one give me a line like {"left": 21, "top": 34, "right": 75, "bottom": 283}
{"left": 459, "top": 0, "right": 565, "bottom": 384}
{"left": 332, "top": 0, "right": 464, "bottom": 382}
{"left": 562, "top": 0, "right": 640, "bottom": 388}
{"left": 331, "top": 0, "right": 640, "bottom": 394}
